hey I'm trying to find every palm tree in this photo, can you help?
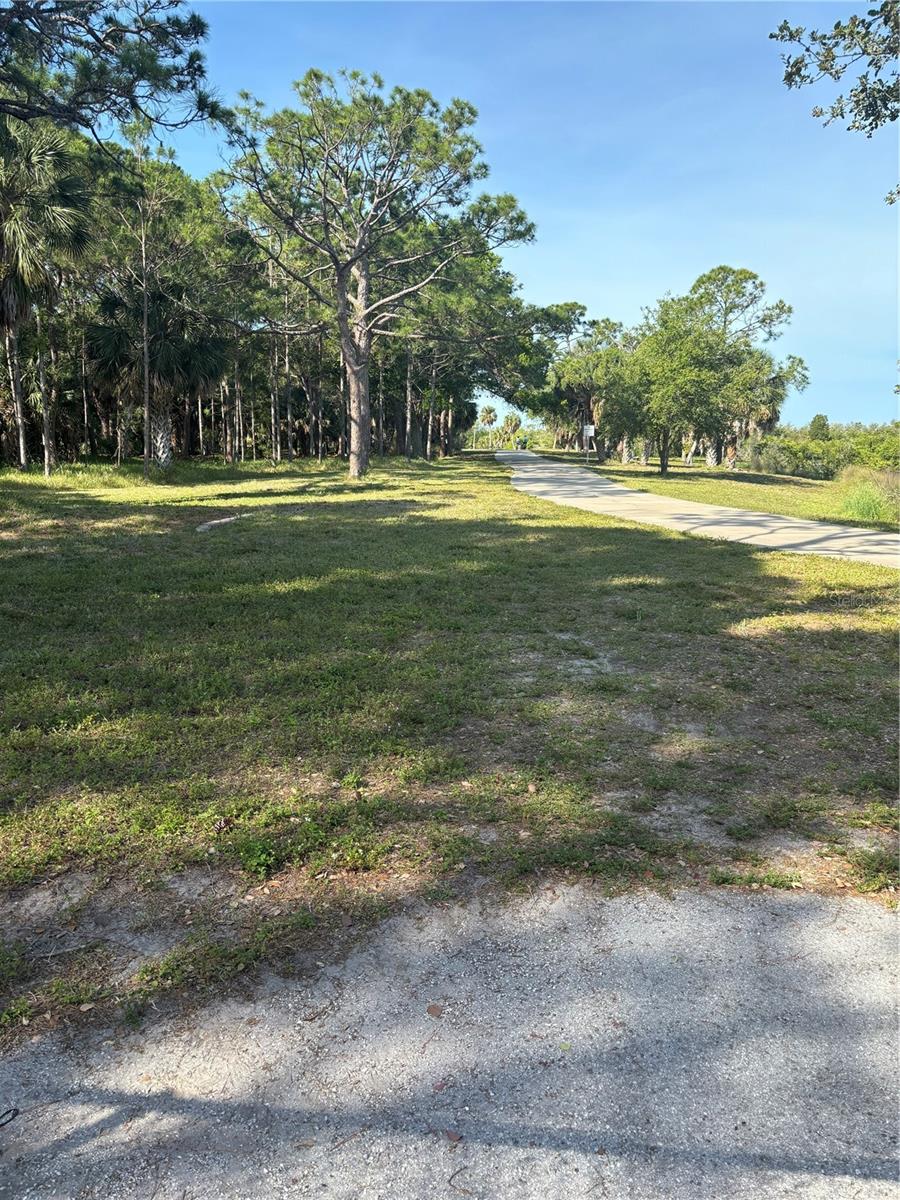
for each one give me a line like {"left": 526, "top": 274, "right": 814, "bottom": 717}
{"left": 88, "top": 281, "right": 227, "bottom": 469}
{"left": 479, "top": 404, "right": 497, "bottom": 449}
{"left": 0, "top": 117, "right": 90, "bottom": 470}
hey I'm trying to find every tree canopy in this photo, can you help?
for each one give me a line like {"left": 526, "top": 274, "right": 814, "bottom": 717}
{"left": 0, "top": 0, "right": 220, "bottom": 132}
{"left": 771, "top": 3, "right": 899, "bottom": 201}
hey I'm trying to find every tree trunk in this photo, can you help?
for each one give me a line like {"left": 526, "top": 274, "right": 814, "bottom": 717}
{"left": 221, "top": 380, "right": 232, "bottom": 463}
{"left": 198, "top": 392, "right": 205, "bottom": 456}
{"left": 621, "top": 436, "right": 634, "bottom": 464}
{"left": 5, "top": 329, "right": 27, "bottom": 469}
{"left": 317, "top": 382, "right": 324, "bottom": 463}
{"left": 658, "top": 429, "right": 670, "bottom": 475}
{"left": 36, "top": 313, "right": 52, "bottom": 478}
{"left": 405, "top": 348, "right": 414, "bottom": 460}
{"left": 283, "top": 332, "right": 293, "bottom": 462}
{"left": 269, "top": 336, "right": 279, "bottom": 463}
{"left": 377, "top": 358, "right": 385, "bottom": 457}
{"left": 181, "top": 393, "right": 192, "bottom": 457}
{"left": 80, "top": 334, "right": 92, "bottom": 457}
{"left": 115, "top": 399, "right": 129, "bottom": 466}
{"left": 345, "top": 351, "right": 370, "bottom": 479}
{"left": 336, "top": 259, "right": 373, "bottom": 479}
{"left": 315, "top": 333, "right": 324, "bottom": 463}
{"left": 338, "top": 345, "right": 347, "bottom": 459}
{"left": 640, "top": 437, "right": 653, "bottom": 466}
{"left": 705, "top": 439, "right": 721, "bottom": 468}
{"left": 141, "top": 218, "right": 151, "bottom": 480}
{"left": 152, "top": 404, "right": 173, "bottom": 470}
{"left": 236, "top": 369, "right": 245, "bottom": 462}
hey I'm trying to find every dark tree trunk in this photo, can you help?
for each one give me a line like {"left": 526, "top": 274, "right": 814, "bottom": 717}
{"left": 80, "top": 334, "right": 93, "bottom": 457}
{"left": 658, "top": 429, "right": 670, "bottom": 475}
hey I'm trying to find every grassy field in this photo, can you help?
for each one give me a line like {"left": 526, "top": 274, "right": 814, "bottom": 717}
{"left": 0, "top": 455, "right": 897, "bottom": 1034}
{"left": 536, "top": 450, "right": 899, "bottom": 530}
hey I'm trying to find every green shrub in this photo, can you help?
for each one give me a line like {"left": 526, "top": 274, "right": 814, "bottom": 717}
{"left": 837, "top": 466, "right": 899, "bottom": 527}
{"left": 234, "top": 835, "right": 280, "bottom": 879}
{"left": 740, "top": 423, "right": 900, "bottom": 481}
{"left": 840, "top": 482, "right": 895, "bottom": 525}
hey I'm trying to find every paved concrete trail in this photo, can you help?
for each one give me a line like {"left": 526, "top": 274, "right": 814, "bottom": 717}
{"left": 1, "top": 887, "right": 896, "bottom": 1200}
{"left": 497, "top": 451, "right": 900, "bottom": 567}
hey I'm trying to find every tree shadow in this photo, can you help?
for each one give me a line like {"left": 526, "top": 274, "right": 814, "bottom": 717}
{"left": 0, "top": 459, "right": 896, "bottom": 1114}
{"left": 0, "top": 887, "right": 894, "bottom": 1198}
{"left": 1, "top": 465, "right": 894, "bottom": 809}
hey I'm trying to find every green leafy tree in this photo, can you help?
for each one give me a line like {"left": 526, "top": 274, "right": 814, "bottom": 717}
{"left": 632, "top": 296, "right": 732, "bottom": 475}
{"left": 0, "top": 116, "right": 90, "bottom": 469}
{"left": 548, "top": 319, "right": 632, "bottom": 459}
{"left": 688, "top": 266, "right": 792, "bottom": 344}
{"left": 687, "top": 266, "right": 804, "bottom": 463}
{"left": 808, "top": 413, "right": 831, "bottom": 439}
{"left": 84, "top": 137, "right": 239, "bottom": 470}
{"left": 87, "top": 279, "right": 227, "bottom": 469}
{"left": 771, "top": 3, "right": 899, "bottom": 201}
{"left": 227, "top": 70, "right": 533, "bottom": 478}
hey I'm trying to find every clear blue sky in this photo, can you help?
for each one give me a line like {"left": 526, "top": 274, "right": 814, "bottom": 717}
{"left": 173, "top": 1, "right": 898, "bottom": 425}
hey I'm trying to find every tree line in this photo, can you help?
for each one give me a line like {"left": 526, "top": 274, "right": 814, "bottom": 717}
{"left": 531, "top": 265, "right": 809, "bottom": 474}
{"left": 0, "top": 5, "right": 584, "bottom": 479}
{"left": 2, "top": 1, "right": 889, "bottom": 480}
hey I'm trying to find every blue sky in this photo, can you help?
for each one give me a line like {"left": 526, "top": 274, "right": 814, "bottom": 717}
{"left": 174, "top": 1, "right": 898, "bottom": 425}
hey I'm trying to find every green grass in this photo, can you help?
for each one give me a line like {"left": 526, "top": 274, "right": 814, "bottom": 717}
{"left": 709, "top": 866, "right": 800, "bottom": 889}
{"left": 536, "top": 451, "right": 899, "bottom": 531}
{"left": 838, "top": 480, "right": 897, "bottom": 527}
{"left": 0, "top": 453, "right": 897, "bottom": 1026}
{"left": 846, "top": 847, "right": 899, "bottom": 893}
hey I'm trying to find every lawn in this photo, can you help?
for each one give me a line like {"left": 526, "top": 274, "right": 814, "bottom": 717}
{"left": 536, "top": 449, "right": 899, "bottom": 530}
{"left": 1, "top": 455, "right": 897, "bottom": 1033}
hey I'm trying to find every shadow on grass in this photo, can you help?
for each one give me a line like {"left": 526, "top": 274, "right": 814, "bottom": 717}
{"left": 0, "top": 457, "right": 896, "bottom": 1067}
{"left": 1, "top": 459, "right": 895, "bottom": 811}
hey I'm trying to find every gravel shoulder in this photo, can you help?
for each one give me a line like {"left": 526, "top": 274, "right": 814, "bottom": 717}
{"left": 1, "top": 885, "right": 896, "bottom": 1200}
{"left": 498, "top": 451, "right": 900, "bottom": 567}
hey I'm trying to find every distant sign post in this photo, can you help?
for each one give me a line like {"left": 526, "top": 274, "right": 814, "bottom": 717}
{"left": 583, "top": 423, "right": 595, "bottom": 465}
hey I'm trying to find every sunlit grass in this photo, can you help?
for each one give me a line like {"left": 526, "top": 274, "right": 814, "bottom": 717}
{"left": 1, "top": 453, "right": 896, "bottom": 1026}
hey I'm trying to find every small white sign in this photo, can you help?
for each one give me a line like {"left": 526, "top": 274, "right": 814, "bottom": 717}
{"left": 583, "top": 424, "right": 595, "bottom": 438}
